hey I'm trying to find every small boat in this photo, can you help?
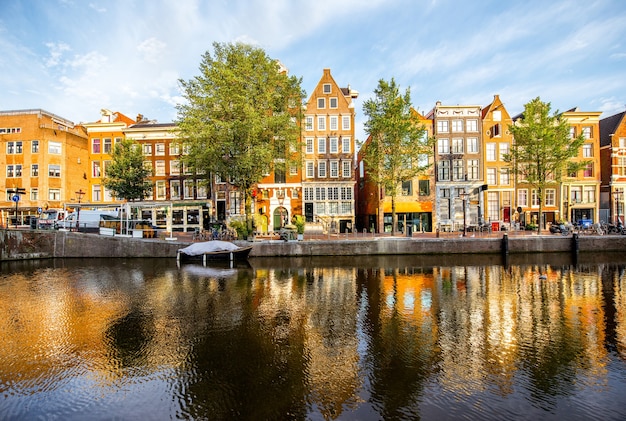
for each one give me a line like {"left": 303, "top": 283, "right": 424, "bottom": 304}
{"left": 176, "top": 240, "right": 253, "bottom": 265}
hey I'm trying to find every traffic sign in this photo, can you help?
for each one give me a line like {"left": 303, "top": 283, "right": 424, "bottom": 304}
{"left": 12, "top": 195, "right": 20, "bottom": 202}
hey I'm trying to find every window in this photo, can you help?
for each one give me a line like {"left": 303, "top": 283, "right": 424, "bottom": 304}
{"left": 419, "top": 179, "right": 430, "bottom": 196}
{"left": 170, "top": 160, "right": 180, "bottom": 175}
{"left": 437, "top": 160, "right": 450, "bottom": 181}
{"left": 500, "top": 168, "right": 510, "bottom": 185}
{"left": 317, "top": 98, "right": 325, "bottom": 109}
{"left": 317, "top": 137, "right": 326, "bottom": 154}
{"left": 452, "top": 138, "right": 464, "bottom": 153}
{"left": 342, "top": 116, "right": 350, "bottom": 131}
{"left": 440, "top": 188, "right": 450, "bottom": 220}
{"left": 570, "top": 127, "right": 576, "bottom": 139}
{"left": 274, "top": 162, "right": 286, "bottom": 183}
{"left": 48, "top": 142, "right": 61, "bottom": 154}
{"left": 438, "top": 138, "right": 450, "bottom": 154}
{"left": 329, "top": 98, "right": 338, "bottom": 108}
{"left": 143, "top": 144, "right": 152, "bottom": 155}
{"left": 582, "top": 127, "right": 592, "bottom": 139}
{"left": 342, "top": 137, "right": 351, "bottom": 153}
{"left": 155, "top": 160, "right": 165, "bottom": 176}
{"left": 493, "top": 110, "right": 502, "bottom": 121}
{"left": 330, "top": 137, "right": 338, "bottom": 153}
{"left": 545, "top": 189, "right": 555, "bottom": 206}
{"left": 618, "top": 157, "right": 626, "bottom": 176}
{"left": 583, "top": 162, "right": 593, "bottom": 177}
{"left": 452, "top": 120, "right": 463, "bottom": 132}
{"left": 290, "top": 164, "right": 298, "bottom": 176}
{"left": 582, "top": 144, "right": 593, "bottom": 157}
{"left": 328, "top": 187, "right": 339, "bottom": 200}
{"left": 7, "top": 141, "right": 22, "bottom": 154}
{"left": 401, "top": 180, "right": 412, "bottom": 196}
{"left": 467, "top": 159, "right": 479, "bottom": 180}
{"left": 92, "top": 185, "right": 101, "bottom": 202}
{"left": 437, "top": 120, "right": 449, "bottom": 133}
{"left": 317, "top": 116, "right": 326, "bottom": 131}
{"left": 315, "top": 187, "right": 326, "bottom": 201}
{"left": 6, "top": 165, "right": 14, "bottom": 178}
{"left": 467, "top": 137, "right": 478, "bottom": 153}
{"left": 155, "top": 143, "right": 166, "bottom": 156}
{"left": 48, "top": 164, "right": 61, "bottom": 177}
{"left": 329, "top": 117, "right": 338, "bottom": 131}
{"left": 531, "top": 189, "right": 539, "bottom": 207}
{"left": 571, "top": 186, "right": 582, "bottom": 203}
{"left": 323, "top": 84, "right": 331, "bottom": 93}
{"left": 170, "top": 180, "right": 181, "bottom": 199}
{"left": 466, "top": 119, "right": 478, "bottom": 132}
{"left": 156, "top": 181, "right": 166, "bottom": 200}
{"left": 619, "top": 138, "right": 626, "bottom": 148}
{"left": 92, "top": 138, "right": 101, "bottom": 153}
{"left": 197, "top": 183, "right": 207, "bottom": 199}
{"left": 518, "top": 189, "right": 528, "bottom": 207}
{"left": 330, "top": 161, "right": 339, "bottom": 178}
{"left": 31, "top": 164, "right": 38, "bottom": 177}
{"left": 14, "top": 164, "right": 22, "bottom": 177}
{"left": 488, "top": 192, "right": 499, "bottom": 221}
{"left": 30, "top": 189, "right": 38, "bottom": 201}
{"left": 144, "top": 161, "right": 153, "bottom": 175}
{"left": 318, "top": 161, "right": 327, "bottom": 178}
{"left": 32, "top": 140, "right": 39, "bottom": 153}
{"left": 169, "top": 143, "right": 180, "bottom": 155}
{"left": 92, "top": 161, "right": 101, "bottom": 177}
{"left": 452, "top": 159, "right": 464, "bottom": 180}
{"left": 103, "top": 138, "right": 112, "bottom": 154}
{"left": 584, "top": 186, "right": 595, "bottom": 203}
{"left": 487, "top": 168, "right": 497, "bottom": 185}
{"left": 342, "top": 160, "right": 351, "bottom": 178}
{"left": 341, "top": 186, "right": 352, "bottom": 200}
{"left": 305, "top": 116, "right": 314, "bottom": 131}
{"left": 306, "top": 138, "right": 314, "bottom": 154}
{"left": 184, "top": 180, "right": 194, "bottom": 199}
{"left": 486, "top": 143, "right": 496, "bottom": 161}
{"left": 49, "top": 189, "right": 61, "bottom": 201}
{"left": 492, "top": 124, "right": 501, "bottom": 137}
{"left": 306, "top": 161, "right": 314, "bottom": 178}
{"left": 499, "top": 142, "right": 509, "bottom": 160}
{"left": 304, "top": 187, "right": 314, "bottom": 201}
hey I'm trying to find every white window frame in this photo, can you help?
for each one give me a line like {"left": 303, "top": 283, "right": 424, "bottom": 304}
{"left": 317, "top": 137, "right": 326, "bottom": 154}
{"left": 317, "top": 116, "right": 326, "bottom": 131}
{"left": 318, "top": 161, "right": 327, "bottom": 178}
{"left": 330, "top": 137, "right": 338, "bottom": 153}
{"left": 306, "top": 137, "right": 314, "bottom": 154}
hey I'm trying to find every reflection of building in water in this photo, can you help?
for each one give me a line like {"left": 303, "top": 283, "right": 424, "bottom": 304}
{"left": 252, "top": 266, "right": 361, "bottom": 419}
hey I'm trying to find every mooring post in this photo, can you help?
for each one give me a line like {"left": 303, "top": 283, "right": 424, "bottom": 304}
{"left": 502, "top": 232, "right": 509, "bottom": 255}
{"left": 572, "top": 233, "right": 579, "bottom": 254}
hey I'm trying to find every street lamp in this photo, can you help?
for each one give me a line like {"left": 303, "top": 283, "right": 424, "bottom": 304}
{"left": 75, "top": 189, "right": 85, "bottom": 231}
{"left": 459, "top": 192, "right": 469, "bottom": 237}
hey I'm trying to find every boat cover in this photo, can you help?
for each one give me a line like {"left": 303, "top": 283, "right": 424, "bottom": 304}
{"left": 178, "top": 240, "right": 241, "bottom": 256}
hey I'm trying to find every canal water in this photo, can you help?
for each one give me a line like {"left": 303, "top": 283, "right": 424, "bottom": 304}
{"left": 1, "top": 253, "right": 625, "bottom": 420}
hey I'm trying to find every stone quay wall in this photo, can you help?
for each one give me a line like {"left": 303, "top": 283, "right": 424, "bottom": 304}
{"left": 1, "top": 230, "right": 625, "bottom": 262}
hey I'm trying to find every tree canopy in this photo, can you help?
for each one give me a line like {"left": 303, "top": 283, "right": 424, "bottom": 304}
{"left": 504, "top": 97, "right": 587, "bottom": 233}
{"left": 362, "top": 78, "right": 434, "bottom": 235}
{"left": 176, "top": 42, "right": 306, "bottom": 226}
{"left": 103, "top": 138, "right": 153, "bottom": 202}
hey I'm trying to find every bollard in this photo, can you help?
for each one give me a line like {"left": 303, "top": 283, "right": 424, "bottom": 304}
{"left": 436, "top": 228, "right": 440, "bottom": 238}
{"left": 572, "top": 233, "right": 579, "bottom": 254}
{"left": 502, "top": 232, "right": 509, "bottom": 255}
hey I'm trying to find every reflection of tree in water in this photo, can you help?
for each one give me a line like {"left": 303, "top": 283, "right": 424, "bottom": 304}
{"left": 106, "top": 308, "right": 154, "bottom": 369}
{"left": 361, "top": 267, "right": 439, "bottom": 419}
{"left": 182, "top": 279, "right": 309, "bottom": 420}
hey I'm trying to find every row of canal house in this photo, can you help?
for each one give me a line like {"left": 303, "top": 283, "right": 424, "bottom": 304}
{"left": 2, "top": 67, "right": 626, "bottom": 234}
{"left": 357, "top": 96, "right": 623, "bottom": 234}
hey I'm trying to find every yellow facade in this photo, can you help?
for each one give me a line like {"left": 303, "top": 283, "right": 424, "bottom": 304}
{"left": 561, "top": 108, "right": 602, "bottom": 224}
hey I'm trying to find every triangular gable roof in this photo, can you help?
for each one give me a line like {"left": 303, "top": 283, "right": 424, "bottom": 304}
{"left": 600, "top": 111, "right": 625, "bottom": 147}
{"left": 306, "top": 68, "right": 353, "bottom": 109}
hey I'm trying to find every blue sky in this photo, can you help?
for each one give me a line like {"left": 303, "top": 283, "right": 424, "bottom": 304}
{"left": 1, "top": 0, "right": 625, "bottom": 142}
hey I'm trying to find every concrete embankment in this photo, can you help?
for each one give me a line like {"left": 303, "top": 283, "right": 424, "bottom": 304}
{"left": 1, "top": 229, "right": 625, "bottom": 262}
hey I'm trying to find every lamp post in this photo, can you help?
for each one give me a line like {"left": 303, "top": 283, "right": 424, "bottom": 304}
{"left": 459, "top": 192, "right": 469, "bottom": 237}
{"left": 75, "top": 189, "right": 85, "bottom": 231}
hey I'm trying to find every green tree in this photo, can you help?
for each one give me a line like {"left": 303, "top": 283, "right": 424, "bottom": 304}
{"left": 362, "top": 78, "right": 434, "bottom": 235}
{"left": 504, "top": 97, "right": 586, "bottom": 234}
{"left": 176, "top": 42, "right": 305, "bottom": 230}
{"left": 103, "top": 138, "right": 152, "bottom": 201}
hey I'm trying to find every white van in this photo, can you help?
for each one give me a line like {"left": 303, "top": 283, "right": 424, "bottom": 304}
{"left": 58, "top": 210, "right": 119, "bottom": 232}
